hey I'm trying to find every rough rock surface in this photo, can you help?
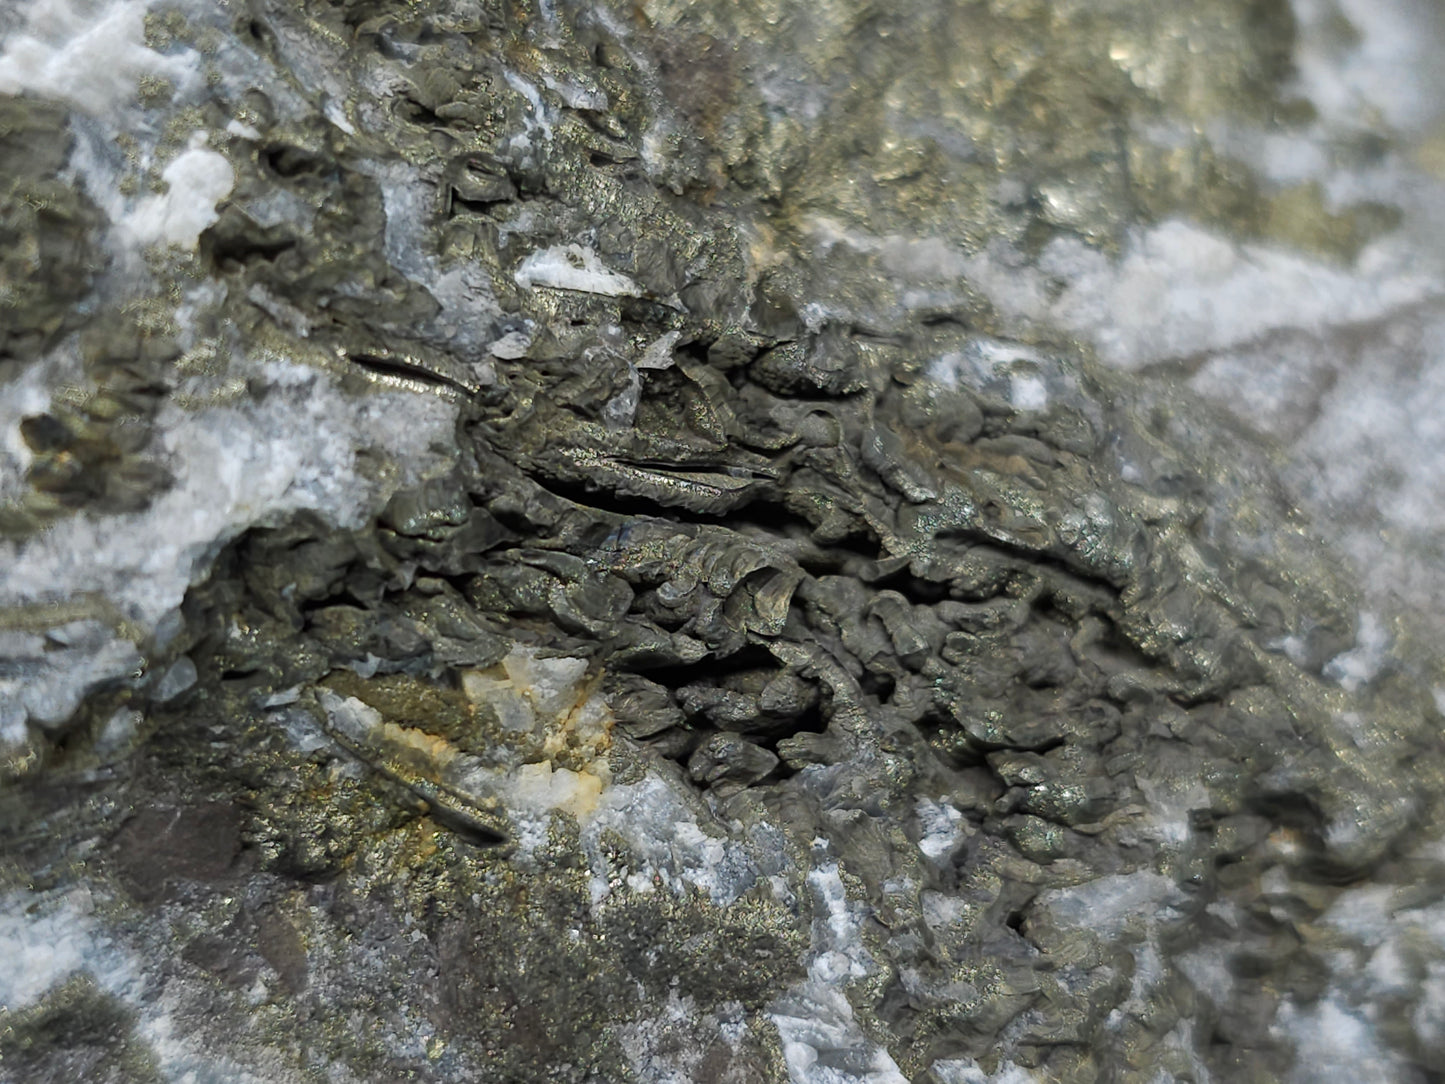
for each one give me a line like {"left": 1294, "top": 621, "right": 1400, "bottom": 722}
{"left": 3, "top": 1, "right": 1445, "bottom": 1082}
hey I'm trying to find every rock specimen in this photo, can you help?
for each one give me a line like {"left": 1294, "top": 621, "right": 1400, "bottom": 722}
{"left": 3, "top": 1, "right": 1445, "bottom": 1081}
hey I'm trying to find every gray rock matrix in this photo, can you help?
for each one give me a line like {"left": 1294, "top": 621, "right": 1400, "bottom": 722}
{"left": 2, "top": 1, "right": 1444, "bottom": 1082}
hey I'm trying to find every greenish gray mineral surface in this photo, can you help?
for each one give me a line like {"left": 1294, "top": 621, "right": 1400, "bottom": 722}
{"left": 4, "top": 0, "right": 1445, "bottom": 1081}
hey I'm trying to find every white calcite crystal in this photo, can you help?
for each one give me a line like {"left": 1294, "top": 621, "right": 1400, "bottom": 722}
{"left": 514, "top": 243, "right": 644, "bottom": 297}
{"left": 121, "top": 135, "right": 234, "bottom": 251}
{"left": 0, "top": 0, "right": 199, "bottom": 113}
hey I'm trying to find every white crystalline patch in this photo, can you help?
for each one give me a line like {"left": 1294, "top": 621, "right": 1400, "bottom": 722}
{"left": 1288, "top": 322, "right": 1445, "bottom": 533}
{"left": 965, "top": 220, "right": 1439, "bottom": 370}
{"left": 261, "top": 688, "right": 298, "bottom": 710}
{"left": 509, "top": 761, "right": 604, "bottom": 818}
{"left": 461, "top": 670, "right": 534, "bottom": 731}
{"left": 95, "top": 707, "right": 142, "bottom": 754}
{"left": 672, "top": 821, "right": 728, "bottom": 875}
{"left": 1256, "top": 307, "right": 1445, "bottom": 639}
{"left": 1128, "top": 939, "right": 1166, "bottom": 1001}
{"left": 771, "top": 984, "right": 909, "bottom": 1084}
{"left": 920, "top": 890, "right": 973, "bottom": 931}
{"left": 152, "top": 655, "right": 197, "bottom": 703}
{"left": 625, "top": 870, "right": 657, "bottom": 894}
{"left": 875, "top": 234, "right": 970, "bottom": 281}
{"left": 321, "top": 96, "right": 355, "bottom": 135}
{"left": 1308, "top": 882, "right": 1445, "bottom": 1061}
{"left": 973, "top": 338, "right": 1044, "bottom": 367}
{"left": 0, "top": 892, "right": 146, "bottom": 1012}
{"left": 806, "top": 212, "right": 966, "bottom": 282}
{"left": 122, "top": 138, "right": 235, "bottom": 250}
{"left": 807, "top": 865, "right": 868, "bottom": 984}
{"left": 318, "top": 692, "right": 383, "bottom": 748}
{"left": 926, "top": 354, "right": 964, "bottom": 390}
{"left": 500, "top": 646, "right": 590, "bottom": 718}
{"left": 1, "top": 360, "right": 457, "bottom": 739}
{"left": 1036, "top": 872, "right": 1179, "bottom": 938}
{"left": 619, "top": 994, "right": 755, "bottom": 1084}
{"left": 0, "top": 897, "right": 99, "bottom": 1008}
{"left": 1276, "top": 996, "right": 1399, "bottom": 1083}
{"left": 638, "top": 330, "right": 681, "bottom": 369}
{"left": 1184, "top": 331, "right": 1335, "bottom": 440}
{"left": 930, "top": 1059, "right": 1040, "bottom": 1084}
{"left": 606, "top": 362, "right": 644, "bottom": 429}
{"left": 0, "top": 350, "right": 62, "bottom": 496}
{"left": 225, "top": 118, "right": 262, "bottom": 140}
{"left": 541, "top": 72, "right": 608, "bottom": 111}
{"left": 514, "top": 244, "right": 643, "bottom": 297}
{"left": 367, "top": 161, "right": 502, "bottom": 355}
{"left": 800, "top": 302, "right": 831, "bottom": 333}
{"left": 1009, "top": 374, "right": 1048, "bottom": 412}
{"left": 1271, "top": 634, "right": 1312, "bottom": 667}
{"left": 1323, "top": 612, "right": 1391, "bottom": 692}
{"left": 1135, "top": 775, "right": 1212, "bottom": 848}
{"left": 766, "top": 862, "right": 911, "bottom": 1084}
{"left": 805, "top": 862, "right": 877, "bottom": 981}
{"left": 1178, "top": 947, "right": 1235, "bottom": 1006}
{"left": 640, "top": 123, "right": 673, "bottom": 176}
{"left": 1, "top": 360, "right": 456, "bottom": 627}
{"left": 806, "top": 207, "right": 1434, "bottom": 398}
{"left": 0, "top": 893, "right": 279, "bottom": 1081}
{"left": 1366, "top": 940, "right": 1413, "bottom": 995}
{"left": 0, "top": 0, "right": 197, "bottom": 115}
{"left": 924, "top": 337, "right": 1045, "bottom": 394}
{"left": 1417, "top": 960, "right": 1445, "bottom": 1048}
{"left": 0, "top": 624, "right": 143, "bottom": 731}
{"left": 583, "top": 775, "right": 758, "bottom": 906}
{"left": 1323, "top": 882, "right": 1422, "bottom": 948}
{"left": 915, "top": 798, "right": 964, "bottom": 859}
{"left": 324, "top": 653, "right": 612, "bottom": 822}
{"left": 618, "top": 990, "right": 708, "bottom": 1084}
{"left": 504, "top": 70, "right": 553, "bottom": 151}
{"left": 489, "top": 330, "right": 533, "bottom": 359}
{"left": 374, "top": 163, "right": 436, "bottom": 280}
{"left": 0, "top": 699, "right": 30, "bottom": 754}
{"left": 1290, "top": 0, "right": 1443, "bottom": 135}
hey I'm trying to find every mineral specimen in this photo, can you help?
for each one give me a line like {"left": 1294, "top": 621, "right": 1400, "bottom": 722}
{"left": 3, "top": 0, "right": 1445, "bottom": 1082}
